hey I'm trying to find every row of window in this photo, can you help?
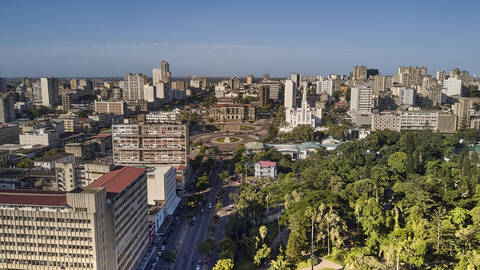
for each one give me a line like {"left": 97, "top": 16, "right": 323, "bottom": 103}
{"left": 0, "top": 259, "right": 93, "bottom": 268}
{"left": 1, "top": 241, "right": 93, "bottom": 250}
{"left": 0, "top": 216, "right": 91, "bottom": 224}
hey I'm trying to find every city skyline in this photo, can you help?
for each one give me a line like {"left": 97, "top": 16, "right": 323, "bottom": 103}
{"left": 1, "top": 0, "right": 479, "bottom": 77}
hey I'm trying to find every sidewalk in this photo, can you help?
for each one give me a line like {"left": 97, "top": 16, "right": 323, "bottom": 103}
{"left": 300, "top": 258, "right": 343, "bottom": 270}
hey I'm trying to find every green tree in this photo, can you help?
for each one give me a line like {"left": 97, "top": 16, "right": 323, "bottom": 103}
{"left": 212, "top": 259, "right": 234, "bottom": 270}
{"left": 218, "top": 237, "right": 235, "bottom": 260}
{"left": 161, "top": 251, "right": 176, "bottom": 270}
{"left": 259, "top": 225, "right": 268, "bottom": 244}
{"left": 254, "top": 244, "right": 271, "bottom": 266}
{"left": 388, "top": 151, "right": 408, "bottom": 175}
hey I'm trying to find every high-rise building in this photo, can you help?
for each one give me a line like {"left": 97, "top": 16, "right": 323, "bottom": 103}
{"left": 284, "top": 79, "right": 296, "bottom": 109}
{"left": 290, "top": 73, "right": 300, "bottom": 88}
{"left": 40, "top": 77, "right": 59, "bottom": 106}
{"left": 0, "top": 94, "right": 15, "bottom": 123}
{"left": 61, "top": 94, "right": 71, "bottom": 110}
{"left": 70, "top": 79, "right": 79, "bottom": 89}
{"left": 94, "top": 101, "right": 126, "bottom": 115}
{"left": 398, "top": 88, "right": 416, "bottom": 106}
{"left": 350, "top": 86, "right": 373, "bottom": 112}
{"left": 367, "top": 68, "right": 379, "bottom": 79}
{"left": 112, "top": 120, "right": 189, "bottom": 167}
{"left": 143, "top": 84, "right": 157, "bottom": 102}
{"left": 153, "top": 61, "right": 171, "bottom": 85}
{"left": 202, "top": 77, "right": 207, "bottom": 90}
{"left": 79, "top": 79, "right": 93, "bottom": 91}
{"left": 263, "top": 74, "right": 270, "bottom": 81}
{"left": 352, "top": 65, "right": 367, "bottom": 81}
{"left": 21, "top": 77, "right": 32, "bottom": 86}
{"left": 0, "top": 77, "right": 6, "bottom": 92}
{"left": 316, "top": 80, "right": 333, "bottom": 96}
{"left": 233, "top": 78, "right": 241, "bottom": 90}
{"left": 247, "top": 75, "right": 254, "bottom": 84}
{"left": 259, "top": 81, "right": 279, "bottom": 100}
{"left": 0, "top": 166, "right": 148, "bottom": 270}
{"left": 443, "top": 77, "right": 463, "bottom": 96}
{"left": 32, "top": 80, "right": 43, "bottom": 105}
{"left": 259, "top": 86, "right": 269, "bottom": 106}
{"left": 123, "top": 73, "right": 147, "bottom": 101}
{"left": 436, "top": 70, "right": 446, "bottom": 82}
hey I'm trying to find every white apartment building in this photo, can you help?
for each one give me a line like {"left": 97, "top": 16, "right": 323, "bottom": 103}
{"left": 372, "top": 111, "right": 439, "bottom": 132}
{"left": 350, "top": 86, "right": 373, "bottom": 113}
{"left": 40, "top": 77, "right": 59, "bottom": 106}
{"left": 316, "top": 80, "right": 333, "bottom": 96}
{"left": 123, "top": 73, "right": 147, "bottom": 101}
{"left": 145, "top": 110, "right": 182, "bottom": 122}
{"left": 143, "top": 84, "right": 157, "bottom": 102}
{"left": 284, "top": 79, "right": 296, "bottom": 109}
{"left": 443, "top": 77, "right": 463, "bottom": 96}
{"left": 398, "top": 88, "right": 416, "bottom": 106}
{"left": 19, "top": 128, "right": 60, "bottom": 147}
{"left": 254, "top": 161, "right": 278, "bottom": 178}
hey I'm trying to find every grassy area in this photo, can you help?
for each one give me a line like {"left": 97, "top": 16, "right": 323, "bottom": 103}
{"left": 240, "top": 125, "right": 255, "bottom": 131}
{"left": 205, "top": 125, "right": 221, "bottom": 132}
{"left": 215, "top": 138, "right": 225, "bottom": 142}
{"left": 296, "top": 258, "right": 319, "bottom": 269}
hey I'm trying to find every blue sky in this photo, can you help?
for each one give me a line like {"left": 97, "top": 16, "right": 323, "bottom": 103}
{"left": 0, "top": 0, "right": 478, "bottom": 77}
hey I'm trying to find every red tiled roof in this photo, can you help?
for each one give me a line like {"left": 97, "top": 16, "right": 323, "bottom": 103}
{"left": 176, "top": 165, "right": 186, "bottom": 171}
{"left": 93, "top": 133, "right": 111, "bottom": 138}
{"left": 0, "top": 189, "right": 67, "bottom": 206}
{"left": 88, "top": 166, "right": 145, "bottom": 196}
{"left": 257, "top": 161, "right": 277, "bottom": 168}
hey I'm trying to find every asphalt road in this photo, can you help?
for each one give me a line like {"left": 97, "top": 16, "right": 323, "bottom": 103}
{"left": 174, "top": 160, "right": 224, "bottom": 270}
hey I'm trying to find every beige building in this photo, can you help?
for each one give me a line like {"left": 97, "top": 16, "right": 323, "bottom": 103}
{"left": 454, "top": 97, "right": 480, "bottom": 129}
{"left": 112, "top": 121, "right": 189, "bottom": 167}
{"left": 94, "top": 101, "right": 126, "bottom": 115}
{"left": 208, "top": 103, "right": 256, "bottom": 121}
{"left": 65, "top": 141, "right": 96, "bottom": 161}
{"left": 0, "top": 166, "right": 148, "bottom": 270}
{"left": 0, "top": 124, "right": 19, "bottom": 144}
{"left": 372, "top": 111, "right": 400, "bottom": 132}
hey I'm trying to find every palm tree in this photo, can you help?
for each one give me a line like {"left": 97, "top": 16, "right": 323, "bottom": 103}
{"left": 259, "top": 225, "right": 268, "bottom": 245}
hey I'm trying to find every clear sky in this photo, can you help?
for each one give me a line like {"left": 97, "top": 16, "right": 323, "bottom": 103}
{"left": 1, "top": 0, "right": 478, "bottom": 77}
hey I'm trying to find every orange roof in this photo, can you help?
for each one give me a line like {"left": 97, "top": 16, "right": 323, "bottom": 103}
{"left": 93, "top": 133, "right": 111, "bottom": 138}
{"left": 88, "top": 166, "right": 145, "bottom": 197}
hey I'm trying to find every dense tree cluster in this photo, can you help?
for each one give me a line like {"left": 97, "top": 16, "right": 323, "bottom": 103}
{"left": 229, "top": 129, "right": 480, "bottom": 269}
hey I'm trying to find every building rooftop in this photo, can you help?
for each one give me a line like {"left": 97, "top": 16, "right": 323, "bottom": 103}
{"left": 34, "top": 152, "right": 73, "bottom": 162}
{"left": 257, "top": 161, "right": 277, "bottom": 168}
{"left": 88, "top": 166, "right": 145, "bottom": 198}
{"left": 0, "top": 189, "right": 67, "bottom": 206}
{"left": 93, "top": 133, "right": 111, "bottom": 138}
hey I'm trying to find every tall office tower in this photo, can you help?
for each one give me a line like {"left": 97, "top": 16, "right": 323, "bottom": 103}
{"left": 202, "top": 77, "right": 207, "bottom": 90}
{"left": 70, "top": 79, "right": 79, "bottom": 89}
{"left": 350, "top": 86, "right": 373, "bottom": 112}
{"left": 21, "top": 77, "right": 32, "bottom": 86}
{"left": 367, "top": 68, "right": 379, "bottom": 79}
{"left": 450, "top": 68, "right": 461, "bottom": 79}
{"left": 153, "top": 60, "right": 171, "bottom": 84}
{"left": 123, "top": 73, "right": 147, "bottom": 101}
{"left": 112, "top": 120, "right": 189, "bottom": 167}
{"left": 443, "top": 77, "right": 463, "bottom": 96}
{"left": 436, "top": 70, "right": 446, "bottom": 84}
{"left": 352, "top": 65, "right": 367, "bottom": 81}
{"left": 285, "top": 79, "right": 296, "bottom": 109}
{"left": 61, "top": 94, "right": 71, "bottom": 110}
{"left": 0, "top": 166, "right": 148, "bottom": 270}
{"left": 155, "top": 82, "right": 170, "bottom": 100}
{"left": 233, "top": 78, "right": 241, "bottom": 90}
{"left": 0, "top": 77, "right": 6, "bottom": 92}
{"left": 259, "top": 86, "right": 270, "bottom": 106}
{"left": 32, "top": 80, "right": 42, "bottom": 105}
{"left": 259, "top": 81, "right": 280, "bottom": 100}
{"left": 263, "top": 73, "right": 270, "bottom": 81}
{"left": 143, "top": 84, "right": 157, "bottom": 102}
{"left": 460, "top": 70, "right": 470, "bottom": 86}
{"left": 0, "top": 93, "right": 15, "bottom": 123}
{"left": 40, "top": 76, "right": 59, "bottom": 106}
{"left": 79, "top": 79, "right": 93, "bottom": 90}
{"left": 290, "top": 73, "right": 300, "bottom": 87}
{"left": 317, "top": 80, "right": 333, "bottom": 96}
{"left": 247, "top": 75, "right": 254, "bottom": 84}
{"left": 398, "top": 88, "right": 416, "bottom": 106}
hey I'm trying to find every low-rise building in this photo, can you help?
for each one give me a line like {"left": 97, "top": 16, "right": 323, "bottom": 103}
{"left": 19, "top": 127, "right": 60, "bottom": 147}
{"left": 254, "top": 161, "right": 278, "bottom": 179}
{"left": 65, "top": 140, "right": 96, "bottom": 160}
{"left": 33, "top": 152, "right": 75, "bottom": 170}
{"left": 208, "top": 103, "right": 256, "bottom": 121}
